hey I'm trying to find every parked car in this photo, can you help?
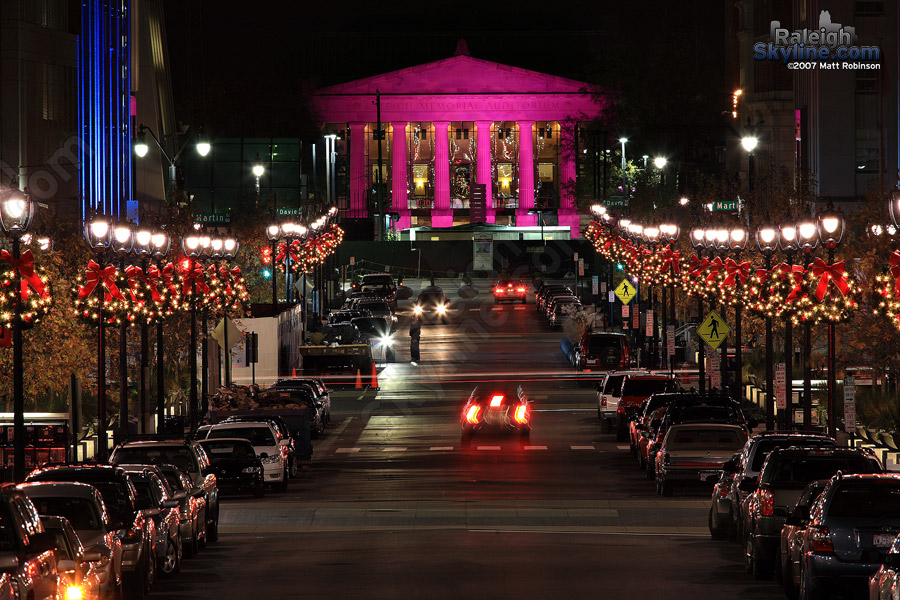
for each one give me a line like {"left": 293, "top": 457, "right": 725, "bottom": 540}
{"left": 109, "top": 439, "right": 220, "bottom": 544}
{"left": 654, "top": 423, "right": 748, "bottom": 497}
{"left": 535, "top": 284, "right": 571, "bottom": 312}
{"left": 155, "top": 464, "right": 207, "bottom": 558}
{"left": 355, "top": 272, "right": 397, "bottom": 309}
{"left": 869, "top": 532, "right": 900, "bottom": 600}
{"left": 741, "top": 447, "right": 883, "bottom": 580}
{"left": 270, "top": 377, "right": 332, "bottom": 425}
{"left": 20, "top": 481, "right": 124, "bottom": 600}
{"left": 198, "top": 438, "right": 265, "bottom": 497}
{"left": 352, "top": 298, "right": 397, "bottom": 330}
{"left": 25, "top": 465, "right": 154, "bottom": 598}
{"left": 615, "top": 373, "right": 677, "bottom": 441}
{"left": 637, "top": 407, "right": 667, "bottom": 475}
{"left": 709, "top": 453, "right": 743, "bottom": 539}
{"left": 222, "top": 411, "right": 307, "bottom": 473}
{"left": 778, "top": 479, "right": 830, "bottom": 596}
{"left": 202, "top": 422, "right": 289, "bottom": 492}
{"left": 262, "top": 382, "right": 325, "bottom": 439}
{"left": 721, "top": 432, "right": 836, "bottom": 544}
{"left": 538, "top": 288, "right": 574, "bottom": 315}
{"left": 627, "top": 391, "right": 675, "bottom": 454}
{"left": 596, "top": 369, "right": 647, "bottom": 432}
{"left": 548, "top": 299, "right": 581, "bottom": 329}
{"left": 576, "top": 332, "right": 630, "bottom": 373}
{"left": 796, "top": 474, "right": 900, "bottom": 599}
{"left": 0, "top": 483, "right": 60, "bottom": 600}
{"left": 120, "top": 466, "right": 182, "bottom": 578}
{"left": 39, "top": 515, "right": 103, "bottom": 600}
{"left": 328, "top": 309, "right": 372, "bottom": 324}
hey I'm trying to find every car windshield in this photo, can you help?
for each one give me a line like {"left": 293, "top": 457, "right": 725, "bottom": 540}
{"left": 827, "top": 484, "right": 900, "bottom": 518}
{"left": 622, "top": 379, "right": 671, "bottom": 396}
{"left": 357, "top": 301, "right": 389, "bottom": 312}
{"left": 750, "top": 439, "right": 836, "bottom": 472}
{"left": 670, "top": 429, "right": 744, "bottom": 447}
{"left": 603, "top": 375, "right": 625, "bottom": 395}
{"left": 113, "top": 447, "right": 196, "bottom": 473}
{"left": 208, "top": 427, "right": 275, "bottom": 446}
{"left": 30, "top": 497, "right": 102, "bottom": 530}
{"left": 361, "top": 276, "right": 393, "bottom": 286}
{"left": 766, "top": 457, "right": 880, "bottom": 486}
{"left": 202, "top": 440, "right": 256, "bottom": 458}
{"left": 418, "top": 292, "right": 444, "bottom": 304}
{"left": 130, "top": 479, "right": 160, "bottom": 511}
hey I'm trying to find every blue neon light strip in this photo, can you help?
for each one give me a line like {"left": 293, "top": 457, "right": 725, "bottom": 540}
{"left": 78, "top": 0, "right": 131, "bottom": 220}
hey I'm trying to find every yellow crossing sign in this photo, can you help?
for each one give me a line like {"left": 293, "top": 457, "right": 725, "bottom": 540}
{"left": 698, "top": 311, "right": 730, "bottom": 350}
{"left": 614, "top": 279, "right": 637, "bottom": 305}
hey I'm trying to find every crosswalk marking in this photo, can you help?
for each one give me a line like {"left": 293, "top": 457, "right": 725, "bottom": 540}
{"left": 382, "top": 447, "right": 407, "bottom": 452}
{"left": 335, "top": 448, "right": 360, "bottom": 453}
{"left": 616, "top": 445, "right": 631, "bottom": 450}
{"left": 514, "top": 305, "right": 526, "bottom": 311}
{"left": 524, "top": 445, "right": 548, "bottom": 450}
{"left": 477, "top": 446, "right": 502, "bottom": 451}
{"left": 429, "top": 446, "right": 454, "bottom": 451}
{"left": 570, "top": 445, "right": 595, "bottom": 450}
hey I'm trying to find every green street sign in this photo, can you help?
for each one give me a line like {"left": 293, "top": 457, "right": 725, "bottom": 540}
{"left": 605, "top": 198, "right": 629, "bottom": 208}
{"left": 713, "top": 200, "right": 738, "bottom": 211}
{"left": 276, "top": 208, "right": 302, "bottom": 217}
{"left": 195, "top": 213, "right": 231, "bottom": 224}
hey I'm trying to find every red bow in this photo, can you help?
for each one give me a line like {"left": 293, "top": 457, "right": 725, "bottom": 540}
{"left": 660, "top": 247, "right": 681, "bottom": 276}
{"left": 773, "top": 263, "right": 806, "bottom": 303}
{"left": 78, "top": 260, "right": 124, "bottom": 301}
{"left": 889, "top": 250, "right": 900, "bottom": 299}
{"left": 723, "top": 259, "right": 751, "bottom": 287}
{"left": 1, "top": 249, "right": 48, "bottom": 301}
{"left": 705, "top": 257, "right": 724, "bottom": 284}
{"left": 275, "top": 240, "right": 302, "bottom": 264}
{"left": 811, "top": 258, "right": 850, "bottom": 301}
{"left": 180, "top": 262, "right": 209, "bottom": 296}
{"left": 160, "top": 263, "right": 179, "bottom": 296}
{"left": 124, "top": 265, "right": 144, "bottom": 302}
{"left": 0, "top": 327, "right": 10, "bottom": 347}
{"left": 688, "top": 255, "right": 710, "bottom": 279}
{"left": 141, "top": 264, "right": 162, "bottom": 302}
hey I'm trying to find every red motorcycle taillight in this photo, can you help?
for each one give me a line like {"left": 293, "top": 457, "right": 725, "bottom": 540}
{"left": 513, "top": 404, "right": 529, "bottom": 424}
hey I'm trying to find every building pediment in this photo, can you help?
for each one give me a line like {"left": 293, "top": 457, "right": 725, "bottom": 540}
{"left": 315, "top": 55, "right": 604, "bottom": 96}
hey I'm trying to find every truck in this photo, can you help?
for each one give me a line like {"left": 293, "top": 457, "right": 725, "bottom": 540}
{"left": 298, "top": 343, "right": 378, "bottom": 388}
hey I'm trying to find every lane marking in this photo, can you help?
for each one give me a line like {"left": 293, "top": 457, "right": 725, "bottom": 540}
{"left": 335, "top": 448, "right": 360, "bottom": 453}
{"left": 514, "top": 305, "right": 526, "bottom": 310}
{"left": 524, "top": 445, "right": 548, "bottom": 450}
{"left": 382, "top": 447, "right": 407, "bottom": 452}
{"left": 616, "top": 445, "right": 630, "bottom": 450}
{"left": 570, "top": 445, "right": 595, "bottom": 450}
{"left": 429, "top": 446, "right": 454, "bottom": 451}
{"left": 477, "top": 446, "right": 502, "bottom": 451}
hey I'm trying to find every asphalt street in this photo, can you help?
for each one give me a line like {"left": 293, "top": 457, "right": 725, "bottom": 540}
{"left": 150, "top": 289, "right": 785, "bottom": 599}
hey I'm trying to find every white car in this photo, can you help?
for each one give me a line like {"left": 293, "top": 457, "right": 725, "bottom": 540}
{"left": 596, "top": 370, "right": 649, "bottom": 432}
{"left": 202, "top": 422, "right": 289, "bottom": 492}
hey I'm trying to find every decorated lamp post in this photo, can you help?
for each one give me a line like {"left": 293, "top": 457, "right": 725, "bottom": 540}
{"left": 690, "top": 227, "right": 706, "bottom": 394}
{"left": 797, "top": 217, "right": 819, "bottom": 429}
{"left": 712, "top": 227, "right": 731, "bottom": 396}
{"left": 133, "top": 227, "right": 153, "bottom": 432}
{"left": 659, "top": 222, "right": 680, "bottom": 375}
{"left": 0, "top": 187, "right": 35, "bottom": 481}
{"left": 727, "top": 226, "right": 748, "bottom": 404}
{"left": 111, "top": 222, "right": 135, "bottom": 441}
{"left": 83, "top": 215, "right": 115, "bottom": 460}
{"left": 151, "top": 230, "right": 171, "bottom": 430}
{"left": 816, "top": 205, "right": 845, "bottom": 439}
{"left": 182, "top": 231, "right": 204, "bottom": 432}
{"left": 219, "top": 235, "right": 240, "bottom": 386}
{"left": 778, "top": 222, "right": 800, "bottom": 430}
{"left": 643, "top": 226, "right": 663, "bottom": 369}
{"left": 266, "top": 223, "right": 280, "bottom": 313}
{"left": 756, "top": 222, "right": 778, "bottom": 430}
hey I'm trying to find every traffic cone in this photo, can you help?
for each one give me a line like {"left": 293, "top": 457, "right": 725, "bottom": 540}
{"left": 292, "top": 368, "right": 296, "bottom": 377}
{"left": 354, "top": 369, "right": 363, "bottom": 389}
{"left": 371, "top": 362, "right": 378, "bottom": 389}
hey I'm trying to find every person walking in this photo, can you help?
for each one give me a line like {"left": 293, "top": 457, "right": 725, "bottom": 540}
{"left": 409, "top": 318, "right": 422, "bottom": 362}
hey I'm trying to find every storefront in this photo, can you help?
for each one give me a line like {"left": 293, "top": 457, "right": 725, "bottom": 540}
{"left": 311, "top": 46, "right": 610, "bottom": 238}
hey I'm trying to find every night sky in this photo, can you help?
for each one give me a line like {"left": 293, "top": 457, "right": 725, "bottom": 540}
{"left": 166, "top": 0, "right": 727, "bottom": 153}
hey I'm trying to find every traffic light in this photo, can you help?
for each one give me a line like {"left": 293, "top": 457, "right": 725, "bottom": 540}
{"left": 616, "top": 263, "right": 624, "bottom": 270}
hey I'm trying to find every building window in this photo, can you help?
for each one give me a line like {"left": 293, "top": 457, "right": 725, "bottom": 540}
{"left": 535, "top": 122, "right": 560, "bottom": 207}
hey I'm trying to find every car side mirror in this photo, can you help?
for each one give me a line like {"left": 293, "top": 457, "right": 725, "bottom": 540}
{"left": 27, "top": 531, "right": 57, "bottom": 555}
{"left": 0, "top": 554, "right": 18, "bottom": 572}
{"left": 739, "top": 478, "right": 758, "bottom": 493}
{"left": 81, "top": 550, "right": 103, "bottom": 563}
{"left": 57, "top": 559, "right": 77, "bottom": 573}
{"left": 160, "top": 499, "right": 179, "bottom": 509}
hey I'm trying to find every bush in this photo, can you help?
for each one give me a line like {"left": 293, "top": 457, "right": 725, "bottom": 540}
{"left": 856, "top": 386, "right": 900, "bottom": 431}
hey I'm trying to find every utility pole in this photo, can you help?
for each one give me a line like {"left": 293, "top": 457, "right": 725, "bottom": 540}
{"left": 375, "top": 89, "right": 385, "bottom": 241}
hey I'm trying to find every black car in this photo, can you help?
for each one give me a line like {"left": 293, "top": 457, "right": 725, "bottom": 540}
{"left": 351, "top": 316, "right": 396, "bottom": 362}
{"left": 198, "top": 439, "right": 265, "bottom": 498}
{"left": 414, "top": 287, "right": 449, "bottom": 323}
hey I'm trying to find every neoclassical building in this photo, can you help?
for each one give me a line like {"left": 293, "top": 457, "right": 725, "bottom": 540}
{"left": 311, "top": 44, "right": 611, "bottom": 238}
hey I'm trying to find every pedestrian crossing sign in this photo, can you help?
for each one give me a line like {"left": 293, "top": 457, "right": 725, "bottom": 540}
{"left": 698, "top": 311, "right": 730, "bottom": 350}
{"left": 614, "top": 279, "right": 636, "bottom": 305}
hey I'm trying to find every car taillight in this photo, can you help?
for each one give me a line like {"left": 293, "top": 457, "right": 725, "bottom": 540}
{"left": 494, "top": 288, "right": 502, "bottom": 294}
{"left": 490, "top": 395, "right": 503, "bottom": 407}
{"left": 465, "top": 405, "right": 482, "bottom": 424}
{"left": 516, "top": 287, "right": 525, "bottom": 292}
{"left": 601, "top": 397, "right": 607, "bottom": 407}
{"left": 514, "top": 404, "right": 529, "bottom": 424}
{"left": 759, "top": 489, "right": 774, "bottom": 517}
{"left": 808, "top": 524, "right": 834, "bottom": 554}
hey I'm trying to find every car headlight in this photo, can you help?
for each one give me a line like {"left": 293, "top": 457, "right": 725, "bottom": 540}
{"left": 261, "top": 455, "right": 280, "bottom": 464}
{"left": 66, "top": 585, "right": 83, "bottom": 600}
{"left": 242, "top": 466, "right": 261, "bottom": 473}
{"left": 413, "top": 306, "right": 423, "bottom": 315}
{"left": 378, "top": 336, "right": 394, "bottom": 347}
{"left": 436, "top": 304, "right": 447, "bottom": 314}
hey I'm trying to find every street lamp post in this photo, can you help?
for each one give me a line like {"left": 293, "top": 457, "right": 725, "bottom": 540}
{"left": 133, "top": 124, "right": 210, "bottom": 203}
{"left": 133, "top": 227, "right": 153, "bottom": 433}
{"left": 653, "top": 157, "right": 667, "bottom": 206}
{"left": 741, "top": 131, "right": 758, "bottom": 194}
{"left": 220, "top": 235, "right": 240, "bottom": 387}
{"left": 111, "top": 222, "right": 135, "bottom": 442}
{"left": 729, "top": 226, "right": 748, "bottom": 404}
{"left": 619, "top": 138, "right": 628, "bottom": 200}
{"left": 817, "top": 205, "right": 845, "bottom": 439}
{"left": 182, "top": 232, "right": 203, "bottom": 432}
{"left": 797, "top": 217, "right": 820, "bottom": 430}
{"left": 713, "top": 228, "right": 731, "bottom": 396}
{"left": 84, "top": 216, "right": 114, "bottom": 460}
{"left": 0, "top": 186, "right": 35, "bottom": 481}
{"left": 150, "top": 230, "right": 170, "bottom": 431}
{"left": 266, "top": 223, "right": 280, "bottom": 313}
{"left": 661, "top": 222, "right": 680, "bottom": 376}
{"left": 756, "top": 222, "right": 778, "bottom": 430}
{"left": 779, "top": 223, "right": 800, "bottom": 430}
{"left": 644, "top": 226, "right": 663, "bottom": 369}
{"left": 197, "top": 232, "right": 212, "bottom": 425}
{"left": 691, "top": 228, "right": 706, "bottom": 394}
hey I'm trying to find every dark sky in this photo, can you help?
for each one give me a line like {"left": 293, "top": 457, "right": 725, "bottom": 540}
{"left": 165, "top": 0, "right": 727, "bottom": 148}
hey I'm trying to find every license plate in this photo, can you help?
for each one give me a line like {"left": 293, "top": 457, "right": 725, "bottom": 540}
{"left": 874, "top": 533, "right": 897, "bottom": 547}
{"left": 586, "top": 359, "right": 597, "bottom": 365}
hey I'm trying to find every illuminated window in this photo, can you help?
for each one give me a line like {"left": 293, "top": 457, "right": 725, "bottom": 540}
{"left": 538, "top": 164, "right": 554, "bottom": 182}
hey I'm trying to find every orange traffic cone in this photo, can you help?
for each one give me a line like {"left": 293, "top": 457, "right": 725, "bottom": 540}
{"left": 371, "top": 362, "right": 378, "bottom": 389}
{"left": 354, "top": 369, "right": 363, "bottom": 389}
{"left": 292, "top": 368, "right": 296, "bottom": 377}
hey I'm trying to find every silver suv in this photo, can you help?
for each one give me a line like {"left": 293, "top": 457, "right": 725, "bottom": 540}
{"left": 0, "top": 483, "right": 59, "bottom": 600}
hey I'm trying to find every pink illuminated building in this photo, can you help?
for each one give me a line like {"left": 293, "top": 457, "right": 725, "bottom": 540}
{"left": 311, "top": 44, "right": 611, "bottom": 239}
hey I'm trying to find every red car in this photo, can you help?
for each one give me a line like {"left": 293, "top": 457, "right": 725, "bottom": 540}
{"left": 615, "top": 373, "right": 677, "bottom": 441}
{"left": 493, "top": 281, "right": 527, "bottom": 304}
